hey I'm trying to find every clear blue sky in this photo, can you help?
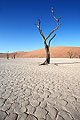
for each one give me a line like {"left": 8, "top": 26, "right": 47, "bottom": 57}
{"left": 0, "top": 0, "right": 80, "bottom": 53}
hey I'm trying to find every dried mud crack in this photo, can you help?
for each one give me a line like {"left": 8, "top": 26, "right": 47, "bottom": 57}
{"left": 0, "top": 58, "right": 80, "bottom": 120}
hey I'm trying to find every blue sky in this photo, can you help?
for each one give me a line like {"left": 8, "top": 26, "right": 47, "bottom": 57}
{"left": 0, "top": 0, "right": 80, "bottom": 53}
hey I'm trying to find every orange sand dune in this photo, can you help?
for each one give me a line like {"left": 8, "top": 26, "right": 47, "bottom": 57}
{"left": 0, "top": 46, "right": 80, "bottom": 58}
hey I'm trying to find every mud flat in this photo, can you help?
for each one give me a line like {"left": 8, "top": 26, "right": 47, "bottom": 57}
{"left": 0, "top": 58, "right": 80, "bottom": 120}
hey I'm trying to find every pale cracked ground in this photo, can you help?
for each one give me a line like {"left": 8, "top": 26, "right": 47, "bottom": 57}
{"left": 0, "top": 58, "right": 80, "bottom": 120}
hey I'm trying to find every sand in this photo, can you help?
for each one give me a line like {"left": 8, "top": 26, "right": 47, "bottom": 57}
{"left": 0, "top": 46, "right": 80, "bottom": 58}
{"left": 0, "top": 58, "right": 80, "bottom": 120}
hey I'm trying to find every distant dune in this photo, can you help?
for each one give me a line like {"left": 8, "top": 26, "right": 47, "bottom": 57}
{"left": 0, "top": 46, "right": 80, "bottom": 58}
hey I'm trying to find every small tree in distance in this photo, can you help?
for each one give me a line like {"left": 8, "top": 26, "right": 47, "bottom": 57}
{"left": 78, "top": 55, "right": 80, "bottom": 58}
{"left": 68, "top": 51, "right": 73, "bottom": 58}
{"left": 7, "top": 51, "right": 9, "bottom": 60}
{"left": 35, "top": 8, "right": 62, "bottom": 65}
{"left": 13, "top": 52, "right": 17, "bottom": 59}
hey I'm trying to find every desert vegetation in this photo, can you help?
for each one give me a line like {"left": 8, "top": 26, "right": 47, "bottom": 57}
{"left": 6, "top": 51, "right": 9, "bottom": 60}
{"left": 35, "top": 8, "right": 62, "bottom": 65}
{"left": 68, "top": 51, "right": 74, "bottom": 58}
{"left": 68, "top": 51, "right": 78, "bottom": 58}
{"left": 78, "top": 55, "right": 80, "bottom": 58}
{"left": 12, "top": 52, "right": 17, "bottom": 59}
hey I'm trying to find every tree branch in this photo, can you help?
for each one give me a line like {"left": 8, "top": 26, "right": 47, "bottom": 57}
{"left": 48, "top": 34, "right": 56, "bottom": 47}
{"left": 35, "top": 19, "right": 45, "bottom": 40}
{"left": 35, "top": 8, "right": 62, "bottom": 43}
{"left": 45, "top": 8, "right": 62, "bottom": 40}
{"left": 39, "top": 28, "right": 45, "bottom": 40}
{"left": 45, "top": 24, "right": 61, "bottom": 40}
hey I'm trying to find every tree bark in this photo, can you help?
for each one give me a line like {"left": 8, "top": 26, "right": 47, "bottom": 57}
{"left": 40, "top": 34, "right": 56, "bottom": 65}
{"left": 41, "top": 43, "right": 50, "bottom": 65}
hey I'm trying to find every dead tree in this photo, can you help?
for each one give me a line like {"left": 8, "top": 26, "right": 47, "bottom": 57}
{"left": 7, "top": 51, "right": 9, "bottom": 60}
{"left": 13, "top": 52, "right": 17, "bottom": 59}
{"left": 78, "top": 55, "right": 80, "bottom": 58}
{"left": 73, "top": 52, "right": 76, "bottom": 58}
{"left": 35, "top": 8, "right": 62, "bottom": 65}
{"left": 68, "top": 51, "right": 73, "bottom": 58}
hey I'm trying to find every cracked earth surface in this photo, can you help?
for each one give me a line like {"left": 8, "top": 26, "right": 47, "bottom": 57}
{"left": 0, "top": 58, "right": 80, "bottom": 120}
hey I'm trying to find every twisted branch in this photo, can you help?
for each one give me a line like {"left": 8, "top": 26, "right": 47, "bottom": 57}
{"left": 48, "top": 34, "right": 56, "bottom": 47}
{"left": 35, "top": 19, "right": 45, "bottom": 40}
{"left": 45, "top": 8, "right": 62, "bottom": 40}
{"left": 35, "top": 8, "right": 62, "bottom": 43}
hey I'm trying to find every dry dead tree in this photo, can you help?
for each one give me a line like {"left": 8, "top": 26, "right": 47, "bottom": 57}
{"left": 79, "top": 55, "right": 80, "bottom": 58}
{"left": 35, "top": 8, "right": 62, "bottom": 65}
{"left": 7, "top": 53, "right": 9, "bottom": 59}
{"left": 68, "top": 51, "right": 73, "bottom": 58}
{"left": 13, "top": 52, "right": 17, "bottom": 59}
{"left": 73, "top": 52, "right": 76, "bottom": 58}
{"left": 7, "top": 51, "right": 9, "bottom": 60}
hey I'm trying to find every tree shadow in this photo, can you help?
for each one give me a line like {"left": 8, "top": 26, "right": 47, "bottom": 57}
{"left": 52, "top": 62, "right": 80, "bottom": 66}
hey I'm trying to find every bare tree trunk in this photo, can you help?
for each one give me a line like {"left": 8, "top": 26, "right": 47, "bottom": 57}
{"left": 41, "top": 44, "right": 50, "bottom": 65}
